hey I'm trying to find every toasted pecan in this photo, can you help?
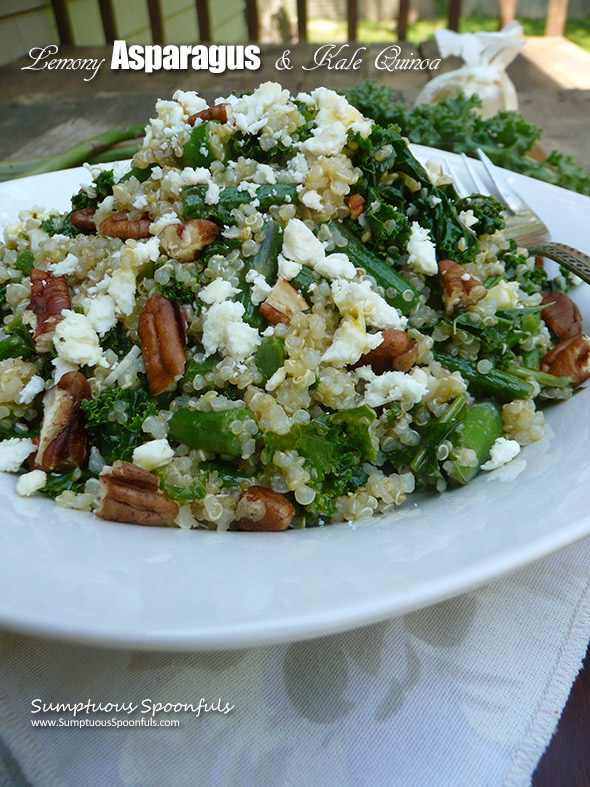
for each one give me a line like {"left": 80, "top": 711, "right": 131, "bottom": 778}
{"left": 348, "top": 194, "right": 365, "bottom": 220}
{"left": 138, "top": 294, "right": 187, "bottom": 395}
{"left": 158, "top": 219, "right": 218, "bottom": 262}
{"left": 438, "top": 259, "right": 487, "bottom": 315}
{"left": 96, "top": 460, "right": 179, "bottom": 526}
{"left": 22, "top": 269, "right": 71, "bottom": 352}
{"left": 540, "top": 291, "right": 582, "bottom": 341}
{"left": 99, "top": 210, "right": 151, "bottom": 239}
{"left": 187, "top": 104, "right": 228, "bottom": 126}
{"left": 541, "top": 334, "right": 590, "bottom": 386}
{"left": 260, "top": 278, "right": 309, "bottom": 325}
{"left": 35, "top": 371, "right": 91, "bottom": 472}
{"left": 355, "top": 329, "right": 418, "bottom": 374}
{"left": 235, "top": 486, "right": 295, "bottom": 532}
{"left": 70, "top": 208, "right": 97, "bottom": 233}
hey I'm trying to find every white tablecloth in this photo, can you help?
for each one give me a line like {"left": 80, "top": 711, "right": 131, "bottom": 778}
{"left": 1, "top": 537, "right": 589, "bottom": 787}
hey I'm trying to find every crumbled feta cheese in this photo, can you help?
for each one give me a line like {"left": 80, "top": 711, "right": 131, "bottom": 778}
{"left": 406, "top": 222, "right": 437, "bottom": 276}
{"left": 53, "top": 310, "right": 103, "bottom": 367}
{"left": 315, "top": 253, "right": 356, "bottom": 281}
{"left": 127, "top": 236, "right": 161, "bottom": 266}
{"left": 205, "top": 182, "right": 220, "bottom": 205}
{"left": 225, "top": 82, "right": 289, "bottom": 135}
{"left": 246, "top": 270, "right": 272, "bottom": 305}
{"left": 301, "top": 122, "right": 347, "bottom": 157}
{"left": 202, "top": 301, "right": 261, "bottom": 361}
{"left": 265, "top": 366, "right": 287, "bottom": 392}
{"left": 253, "top": 164, "right": 277, "bottom": 185}
{"left": 483, "top": 280, "right": 519, "bottom": 309}
{"left": 286, "top": 153, "right": 309, "bottom": 183}
{"left": 179, "top": 167, "right": 211, "bottom": 186}
{"left": 359, "top": 367, "right": 429, "bottom": 408}
{"left": 277, "top": 253, "right": 302, "bottom": 281}
{"left": 133, "top": 194, "right": 149, "bottom": 211}
{"left": 305, "top": 87, "right": 372, "bottom": 138}
{"left": 321, "top": 317, "right": 382, "bottom": 366}
{"left": 172, "top": 89, "right": 208, "bottom": 117}
{"left": 149, "top": 212, "right": 182, "bottom": 235}
{"left": 132, "top": 439, "right": 174, "bottom": 471}
{"left": 458, "top": 209, "right": 478, "bottom": 230}
{"left": 237, "top": 181, "right": 259, "bottom": 198}
{"left": 50, "top": 253, "right": 78, "bottom": 276}
{"left": 300, "top": 189, "right": 324, "bottom": 211}
{"left": 331, "top": 279, "right": 407, "bottom": 330}
{"left": 16, "top": 470, "right": 47, "bottom": 497}
{"left": 108, "top": 268, "right": 136, "bottom": 315}
{"left": 0, "top": 438, "right": 35, "bottom": 472}
{"left": 199, "top": 279, "right": 240, "bottom": 305}
{"left": 16, "top": 375, "right": 44, "bottom": 405}
{"left": 481, "top": 437, "right": 521, "bottom": 471}
{"left": 84, "top": 294, "right": 117, "bottom": 336}
{"left": 282, "top": 219, "right": 325, "bottom": 267}
{"left": 99, "top": 195, "right": 116, "bottom": 213}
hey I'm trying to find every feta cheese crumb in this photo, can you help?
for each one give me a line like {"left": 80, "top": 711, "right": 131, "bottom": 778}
{"left": 108, "top": 268, "right": 136, "bottom": 316}
{"left": 53, "top": 310, "right": 103, "bottom": 366}
{"left": 359, "top": 367, "right": 429, "bottom": 408}
{"left": 132, "top": 439, "right": 174, "bottom": 471}
{"left": 458, "top": 209, "right": 478, "bottom": 230}
{"left": 245, "top": 270, "right": 272, "bottom": 305}
{"left": 483, "top": 280, "right": 520, "bottom": 310}
{"left": 282, "top": 219, "right": 325, "bottom": 266}
{"left": 481, "top": 437, "right": 521, "bottom": 471}
{"left": 277, "top": 253, "right": 302, "bottom": 281}
{"left": 199, "top": 279, "right": 240, "bottom": 305}
{"left": 16, "top": 375, "right": 45, "bottom": 405}
{"left": 202, "top": 301, "right": 261, "bottom": 361}
{"left": 315, "top": 252, "right": 356, "bottom": 281}
{"left": 300, "top": 189, "right": 324, "bottom": 211}
{"left": 0, "top": 438, "right": 35, "bottom": 472}
{"left": 50, "top": 253, "right": 78, "bottom": 276}
{"left": 321, "top": 317, "right": 382, "bottom": 366}
{"left": 16, "top": 470, "right": 47, "bottom": 497}
{"left": 406, "top": 222, "right": 437, "bottom": 276}
{"left": 301, "top": 122, "right": 347, "bottom": 157}
{"left": 331, "top": 279, "right": 407, "bottom": 330}
{"left": 84, "top": 294, "right": 117, "bottom": 336}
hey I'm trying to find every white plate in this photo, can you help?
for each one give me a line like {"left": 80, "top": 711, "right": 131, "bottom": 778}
{"left": 0, "top": 147, "right": 588, "bottom": 651}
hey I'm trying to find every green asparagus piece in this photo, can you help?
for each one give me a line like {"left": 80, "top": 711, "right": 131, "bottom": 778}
{"left": 120, "top": 163, "right": 155, "bottom": 184}
{"left": 168, "top": 407, "right": 257, "bottom": 456}
{"left": 433, "top": 349, "right": 534, "bottom": 401}
{"left": 239, "top": 220, "right": 282, "bottom": 328}
{"left": 520, "top": 347, "right": 540, "bottom": 370}
{"left": 0, "top": 334, "right": 32, "bottom": 361}
{"left": 410, "top": 393, "right": 467, "bottom": 475}
{"left": 158, "top": 475, "right": 207, "bottom": 500}
{"left": 290, "top": 266, "right": 320, "bottom": 296}
{"left": 449, "top": 402, "right": 503, "bottom": 484}
{"left": 87, "top": 144, "right": 141, "bottom": 165}
{"left": 19, "top": 125, "right": 145, "bottom": 178}
{"left": 14, "top": 251, "right": 35, "bottom": 276}
{"left": 326, "top": 221, "right": 419, "bottom": 314}
{"left": 183, "top": 184, "right": 300, "bottom": 222}
{"left": 182, "top": 122, "right": 226, "bottom": 168}
{"left": 183, "top": 354, "right": 221, "bottom": 385}
{"left": 504, "top": 363, "right": 573, "bottom": 389}
{"left": 256, "top": 336, "right": 285, "bottom": 381}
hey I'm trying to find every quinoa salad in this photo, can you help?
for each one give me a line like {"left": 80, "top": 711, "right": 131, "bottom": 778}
{"left": 0, "top": 82, "right": 588, "bottom": 531}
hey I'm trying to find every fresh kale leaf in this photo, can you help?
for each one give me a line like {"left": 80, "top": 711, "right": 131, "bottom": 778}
{"left": 154, "top": 264, "right": 195, "bottom": 303}
{"left": 100, "top": 324, "right": 134, "bottom": 360}
{"left": 40, "top": 468, "right": 90, "bottom": 499}
{"left": 455, "top": 195, "right": 506, "bottom": 236}
{"left": 40, "top": 214, "right": 77, "bottom": 238}
{"left": 71, "top": 170, "right": 115, "bottom": 210}
{"left": 81, "top": 382, "right": 157, "bottom": 464}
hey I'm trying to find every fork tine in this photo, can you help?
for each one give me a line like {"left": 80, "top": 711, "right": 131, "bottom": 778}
{"left": 443, "top": 160, "right": 470, "bottom": 199}
{"left": 460, "top": 153, "right": 492, "bottom": 199}
{"left": 475, "top": 148, "right": 524, "bottom": 214}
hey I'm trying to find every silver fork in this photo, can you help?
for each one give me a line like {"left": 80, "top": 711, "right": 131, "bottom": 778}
{"left": 445, "top": 149, "right": 590, "bottom": 286}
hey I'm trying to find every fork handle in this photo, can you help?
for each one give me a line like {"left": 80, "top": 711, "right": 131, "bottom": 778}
{"left": 527, "top": 241, "right": 590, "bottom": 286}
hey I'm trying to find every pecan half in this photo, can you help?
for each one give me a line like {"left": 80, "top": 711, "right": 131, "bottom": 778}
{"left": 96, "top": 460, "right": 179, "bottom": 526}
{"left": 99, "top": 210, "right": 151, "bottom": 239}
{"left": 187, "top": 104, "right": 229, "bottom": 126}
{"left": 540, "top": 291, "right": 582, "bottom": 341}
{"left": 35, "top": 371, "right": 91, "bottom": 472}
{"left": 355, "top": 329, "right": 418, "bottom": 374}
{"left": 348, "top": 194, "right": 365, "bottom": 220}
{"left": 158, "top": 219, "right": 218, "bottom": 262}
{"left": 235, "top": 486, "right": 295, "bottom": 532}
{"left": 138, "top": 294, "right": 187, "bottom": 395}
{"left": 22, "top": 269, "right": 71, "bottom": 352}
{"left": 260, "top": 277, "right": 309, "bottom": 325}
{"left": 438, "top": 259, "right": 487, "bottom": 315}
{"left": 541, "top": 334, "right": 590, "bottom": 386}
{"left": 70, "top": 208, "right": 97, "bottom": 233}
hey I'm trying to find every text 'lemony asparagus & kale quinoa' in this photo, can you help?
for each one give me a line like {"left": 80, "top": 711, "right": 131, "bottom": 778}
{"left": 0, "top": 82, "right": 588, "bottom": 530}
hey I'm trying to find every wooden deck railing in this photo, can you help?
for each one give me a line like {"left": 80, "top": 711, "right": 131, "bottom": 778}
{"left": 49, "top": 0, "right": 572, "bottom": 47}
